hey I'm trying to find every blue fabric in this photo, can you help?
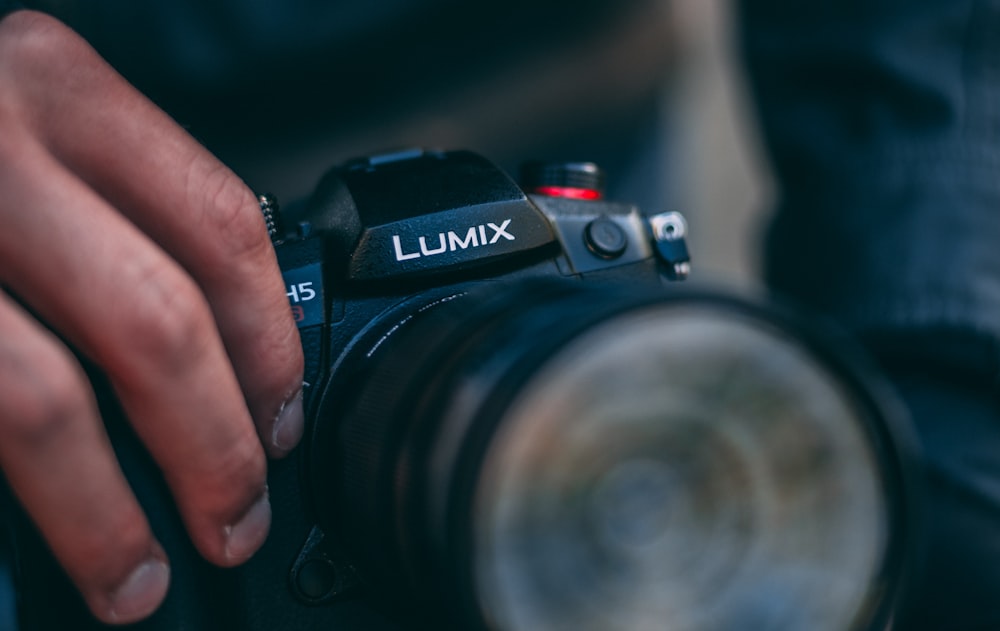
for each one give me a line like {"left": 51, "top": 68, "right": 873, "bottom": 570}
{"left": 741, "top": 0, "right": 1000, "bottom": 341}
{"left": 741, "top": 2, "right": 1000, "bottom": 628}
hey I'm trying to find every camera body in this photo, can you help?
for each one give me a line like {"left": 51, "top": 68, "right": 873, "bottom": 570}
{"left": 10, "top": 149, "right": 697, "bottom": 630}
{"left": 271, "top": 149, "right": 694, "bottom": 628}
{"left": 9, "top": 149, "right": 911, "bottom": 631}
{"left": 275, "top": 147, "right": 691, "bottom": 425}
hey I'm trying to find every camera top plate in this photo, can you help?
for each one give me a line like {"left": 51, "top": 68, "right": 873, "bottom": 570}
{"left": 302, "top": 150, "right": 558, "bottom": 282}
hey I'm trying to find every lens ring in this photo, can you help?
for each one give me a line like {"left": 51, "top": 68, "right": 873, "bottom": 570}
{"left": 312, "top": 281, "right": 912, "bottom": 630}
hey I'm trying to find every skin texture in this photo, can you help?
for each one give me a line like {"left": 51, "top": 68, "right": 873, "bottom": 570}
{"left": 0, "top": 10, "right": 305, "bottom": 624}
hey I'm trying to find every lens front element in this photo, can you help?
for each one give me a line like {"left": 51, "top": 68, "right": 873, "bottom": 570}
{"left": 473, "top": 307, "right": 891, "bottom": 631}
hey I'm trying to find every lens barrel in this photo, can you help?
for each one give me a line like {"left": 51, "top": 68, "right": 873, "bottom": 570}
{"left": 309, "top": 280, "right": 911, "bottom": 631}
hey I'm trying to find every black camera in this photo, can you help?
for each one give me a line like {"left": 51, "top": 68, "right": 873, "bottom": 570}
{"left": 7, "top": 150, "right": 911, "bottom": 630}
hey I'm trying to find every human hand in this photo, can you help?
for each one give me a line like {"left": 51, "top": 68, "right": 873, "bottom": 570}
{"left": 0, "top": 10, "right": 304, "bottom": 624}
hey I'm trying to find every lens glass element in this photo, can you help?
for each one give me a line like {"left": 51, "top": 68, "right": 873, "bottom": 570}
{"left": 472, "top": 306, "right": 888, "bottom": 631}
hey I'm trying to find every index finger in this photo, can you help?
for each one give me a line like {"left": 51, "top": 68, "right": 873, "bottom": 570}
{"left": 6, "top": 12, "right": 305, "bottom": 456}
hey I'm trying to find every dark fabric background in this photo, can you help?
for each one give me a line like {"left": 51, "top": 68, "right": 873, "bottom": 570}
{"left": 741, "top": 2, "right": 1000, "bottom": 628}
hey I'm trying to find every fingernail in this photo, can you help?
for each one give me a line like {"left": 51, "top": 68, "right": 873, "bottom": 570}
{"left": 271, "top": 388, "right": 304, "bottom": 454}
{"left": 107, "top": 558, "right": 170, "bottom": 624}
{"left": 224, "top": 489, "right": 271, "bottom": 564}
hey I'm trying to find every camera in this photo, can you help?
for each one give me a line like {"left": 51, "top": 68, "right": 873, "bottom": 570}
{"left": 6, "top": 149, "right": 911, "bottom": 630}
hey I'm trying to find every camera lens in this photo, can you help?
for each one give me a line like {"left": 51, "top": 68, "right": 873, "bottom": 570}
{"left": 310, "top": 281, "right": 909, "bottom": 631}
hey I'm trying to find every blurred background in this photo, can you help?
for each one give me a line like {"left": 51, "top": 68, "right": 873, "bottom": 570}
{"left": 665, "top": 0, "right": 773, "bottom": 289}
{"left": 54, "top": 0, "right": 775, "bottom": 290}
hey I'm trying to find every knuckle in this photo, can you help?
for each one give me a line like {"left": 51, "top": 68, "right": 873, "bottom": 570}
{"left": 3, "top": 352, "right": 90, "bottom": 446}
{"left": 72, "top": 510, "right": 151, "bottom": 578}
{"left": 0, "top": 11, "right": 104, "bottom": 128}
{"left": 193, "top": 436, "right": 266, "bottom": 517}
{"left": 0, "top": 11, "right": 83, "bottom": 73}
{"left": 258, "top": 315, "right": 304, "bottom": 388}
{"left": 191, "top": 161, "right": 267, "bottom": 260}
{"left": 0, "top": 10, "right": 127, "bottom": 138}
{"left": 216, "top": 435, "right": 266, "bottom": 489}
{"left": 121, "top": 262, "right": 215, "bottom": 374}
